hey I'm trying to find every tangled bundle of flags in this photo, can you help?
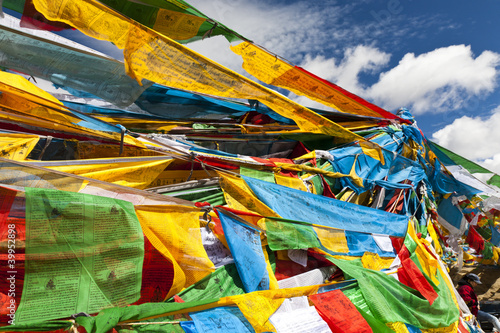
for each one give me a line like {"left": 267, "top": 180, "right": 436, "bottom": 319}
{"left": 1, "top": 1, "right": 500, "bottom": 332}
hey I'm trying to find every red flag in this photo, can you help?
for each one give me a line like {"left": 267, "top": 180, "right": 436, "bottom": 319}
{"left": 397, "top": 247, "right": 438, "bottom": 305}
{"left": 309, "top": 289, "right": 373, "bottom": 333}
{"left": 466, "top": 226, "right": 485, "bottom": 253}
{"left": 20, "top": 0, "right": 73, "bottom": 31}
{"left": 320, "top": 174, "right": 336, "bottom": 199}
{"left": 133, "top": 237, "right": 174, "bottom": 304}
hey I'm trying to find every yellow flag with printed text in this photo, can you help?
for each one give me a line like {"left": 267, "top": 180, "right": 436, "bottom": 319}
{"left": 29, "top": 157, "right": 174, "bottom": 189}
{"left": 32, "top": 0, "right": 363, "bottom": 143}
{"left": 135, "top": 205, "right": 214, "bottom": 298}
{"left": 0, "top": 134, "right": 39, "bottom": 160}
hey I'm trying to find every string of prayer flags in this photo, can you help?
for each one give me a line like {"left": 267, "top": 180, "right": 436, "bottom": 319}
{"left": 0, "top": 70, "right": 145, "bottom": 147}
{"left": 230, "top": 42, "right": 401, "bottom": 121}
{"left": 98, "top": 0, "right": 244, "bottom": 44}
{"left": 26, "top": 156, "right": 174, "bottom": 190}
{"left": 0, "top": 20, "right": 152, "bottom": 107}
{"left": 32, "top": 0, "right": 364, "bottom": 143}
{"left": 329, "top": 257, "right": 459, "bottom": 330}
{"left": 397, "top": 246, "right": 439, "bottom": 305}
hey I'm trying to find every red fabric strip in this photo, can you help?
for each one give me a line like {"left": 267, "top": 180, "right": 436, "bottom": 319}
{"left": 309, "top": 289, "right": 373, "bottom": 333}
{"left": 295, "top": 66, "right": 407, "bottom": 122}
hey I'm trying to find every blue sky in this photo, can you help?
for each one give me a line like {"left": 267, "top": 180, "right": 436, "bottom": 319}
{"left": 184, "top": 0, "right": 500, "bottom": 174}
{"left": 3, "top": 1, "right": 500, "bottom": 174}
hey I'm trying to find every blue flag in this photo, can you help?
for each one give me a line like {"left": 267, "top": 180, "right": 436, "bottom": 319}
{"left": 190, "top": 306, "right": 255, "bottom": 332}
{"left": 242, "top": 176, "right": 409, "bottom": 237}
{"left": 218, "top": 210, "right": 269, "bottom": 292}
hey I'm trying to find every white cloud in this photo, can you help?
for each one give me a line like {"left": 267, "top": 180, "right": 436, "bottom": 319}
{"left": 367, "top": 45, "right": 500, "bottom": 114}
{"left": 432, "top": 106, "right": 500, "bottom": 174}
{"left": 301, "top": 46, "right": 390, "bottom": 93}
{"left": 186, "top": 2, "right": 500, "bottom": 118}
{"left": 482, "top": 155, "right": 500, "bottom": 176}
{"left": 185, "top": 1, "right": 418, "bottom": 74}
{"left": 187, "top": 1, "right": 349, "bottom": 60}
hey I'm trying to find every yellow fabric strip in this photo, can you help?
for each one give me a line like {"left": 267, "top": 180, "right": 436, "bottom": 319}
{"left": 262, "top": 245, "right": 279, "bottom": 290}
{"left": 218, "top": 172, "right": 280, "bottom": 217}
{"left": 29, "top": 157, "right": 173, "bottom": 189}
{"left": 135, "top": 205, "right": 214, "bottom": 297}
{"left": 274, "top": 173, "right": 308, "bottom": 192}
{"left": 359, "top": 140, "right": 385, "bottom": 165}
{"left": 0, "top": 133, "right": 39, "bottom": 160}
{"left": 0, "top": 70, "right": 63, "bottom": 105}
{"left": 361, "top": 252, "right": 392, "bottom": 270}
{"left": 407, "top": 219, "right": 440, "bottom": 285}
{"left": 313, "top": 226, "right": 349, "bottom": 253}
{"left": 95, "top": 116, "right": 188, "bottom": 131}
{"left": 32, "top": 0, "right": 363, "bottom": 143}
{"left": 229, "top": 285, "right": 320, "bottom": 333}
{"left": 77, "top": 142, "right": 162, "bottom": 159}
{"left": 152, "top": 8, "right": 206, "bottom": 40}
{"left": 421, "top": 320, "right": 459, "bottom": 332}
{"left": 386, "top": 322, "right": 411, "bottom": 333}
{"left": 0, "top": 71, "right": 145, "bottom": 147}
{"left": 148, "top": 169, "right": 218, "bottom": 188}
{"left": 273, "top": 161, "right": 363, "bottom": 187}
{"left": 231, "top": 42, "right": 386, "bottom": 119}
{"left": 427, "top": 220, "right": 443, "bottom": 256}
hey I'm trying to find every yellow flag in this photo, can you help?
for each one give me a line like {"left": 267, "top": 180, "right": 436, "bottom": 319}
{"left": 218, "top": 172, "right": 280, "bottom": 217}
{"left": 231, "top": 42, "right": 393, "bottom": 119}
{"left": 28, "top": 157, "right": 174, "bottom": 189}
{"left": 0, "top": 71, "right": 145, "bottom": 147}
{"left": 149, "top": 169, "right": 218, "bottom": 188}
{"left": 0, "top": 133, "right": 39, "bottom": 160}
{"left": 32, "top": 0, "right": 363, "bottom": 143}
{"left": 0, "top": 70, "right": 62, "bottom": 105}
{"left": 95, "top": 116, "right": 187, "bottom": 132}
{"left": 427, "top": 220, "right": 443, "bottom": 256}
{"left": 229, "top": 285, "right": 320, "bottom": 333}
{"left": 386, "top": 322, "right": 411, "bottom": 333}
{"left": 273, "top": 161, "right": 363, "bottom": 187}
{"left": 274, "top": 173, "right": 308, "bottom": 192}
{"left": 153, "top": 8, "right": 205, "bottom": 40}
{"left": 135, "top": 205, "right": 215, "bottom": 298}
{"left": 361, "top": 252, "right": 385, "bottom": 270}
{"left": 314, "top": 226, "right": 349, "bottom": 253}
{"left": 407, "top": 220, "right": 439, "bottom": 285}
{"left": 420, "top": 320, "right": 459, "bottom": 333}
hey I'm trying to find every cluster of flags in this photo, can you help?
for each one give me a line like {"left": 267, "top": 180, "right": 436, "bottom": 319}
{"left": 0, "top": 1, "right": 499, "bottom": 332}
